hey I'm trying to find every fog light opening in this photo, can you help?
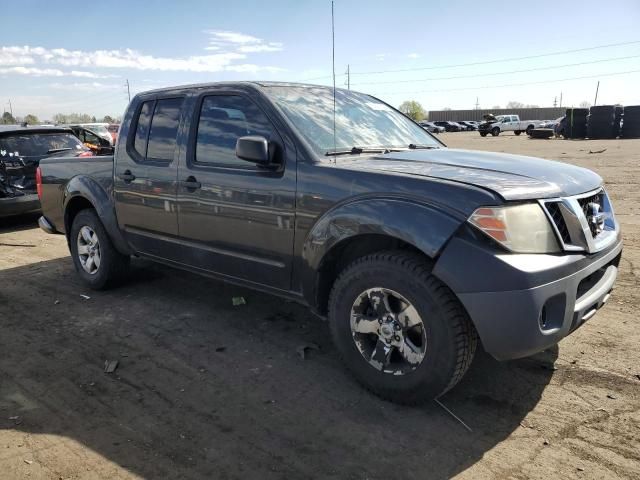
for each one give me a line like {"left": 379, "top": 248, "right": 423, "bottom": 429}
{"left": 539, "top": 307, "right": 547, "bottom": 329}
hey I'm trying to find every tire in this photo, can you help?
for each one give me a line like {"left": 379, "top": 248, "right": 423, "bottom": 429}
{"left": 491, "top": 127, "right": 500, "bottom": 136}
{"left": 480, "top": 132, "right": 487, "bottom": 137}
{"left": 525, "top": 125, "right": 534, "bottom": 135}
{"left": 529, "top": 128, "right": 554, "bottom": 139}
{"left": 69, "top": 209, "right": 130, "bottom": 290}
{"left": 514, "top": 130, "right": 521, "bottom": 136}
{"left": 328, "top": 251, "right": 478, "bottom": 404}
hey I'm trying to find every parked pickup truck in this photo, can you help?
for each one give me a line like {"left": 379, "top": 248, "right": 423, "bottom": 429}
{"left": 37, "top": 82, "right": 622, "bottom": 403}
{"left": 478, "top": 114, "right": 541, "bottom": 136}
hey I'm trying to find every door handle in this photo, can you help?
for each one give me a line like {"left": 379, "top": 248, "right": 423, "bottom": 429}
{"left": 119, "top": 170, "right": 136, "bottom": 182}
{"left": 181, "top": 176, "right": 201, "bottom": 190}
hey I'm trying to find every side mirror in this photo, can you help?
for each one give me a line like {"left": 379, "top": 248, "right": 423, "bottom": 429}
{"left": 236, "top": 136, "right": 270, "bottom": 165}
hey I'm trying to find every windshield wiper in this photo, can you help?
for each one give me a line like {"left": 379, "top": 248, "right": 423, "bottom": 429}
{"left": 408, "top": 144, "right": 440, "bottom": 150}
{"left": 46, "top": 147, "right": 73, "bottom": 154}
{"left": 325, "top": 146, "right": 402, "bottom": 156}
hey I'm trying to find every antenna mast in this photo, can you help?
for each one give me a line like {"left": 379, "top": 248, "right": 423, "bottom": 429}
{"left": 331, "top": 1, "right": 336, "bottom": 162}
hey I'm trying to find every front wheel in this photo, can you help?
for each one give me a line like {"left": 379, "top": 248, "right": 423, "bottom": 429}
{"left": 480, "top": 132, "right": 487, "bottom": 137}
{"left": 328, "top": 252, "right": 478, "bottom": 404}
{"left": 69, "top": 209, "right": 130, "bottom": 290}
{"left": 514, "top": 130, "right": 521, "bottom": 136}
{"left": 491, "top": 127, "right": 500, "bottom": 136}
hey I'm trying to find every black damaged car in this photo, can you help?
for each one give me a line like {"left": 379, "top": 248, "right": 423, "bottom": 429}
{"left": 0, "top": 125, "right": 93, "bottom": 218}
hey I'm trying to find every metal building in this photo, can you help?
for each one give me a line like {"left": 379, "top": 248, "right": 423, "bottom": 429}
{"left": 428, "top": 107, "right": 565, "bottom": 122}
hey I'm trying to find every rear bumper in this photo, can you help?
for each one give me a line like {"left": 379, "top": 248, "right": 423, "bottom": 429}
{"left": 433, "top": 235, "right": 623, "bottom": 360}
{"left": 0, "top": 193, "right": 40, "bottom": 217}
{"left": 38, "top": 215, "right": 58, "bottom": 234}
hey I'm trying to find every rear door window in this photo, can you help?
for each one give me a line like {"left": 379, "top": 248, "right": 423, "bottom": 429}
{"left": 133, "top": 101, "right": 153, "bottom": 157}
{"left": 146, "top": 98, "right": 184, "bottom": 162}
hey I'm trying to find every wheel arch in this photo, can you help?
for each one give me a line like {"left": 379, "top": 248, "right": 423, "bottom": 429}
{"left": 63, "top": 176, "right": 133, "bottom": 255}
{"left": 300, "top": 198, "right": 463, "bottom": 314}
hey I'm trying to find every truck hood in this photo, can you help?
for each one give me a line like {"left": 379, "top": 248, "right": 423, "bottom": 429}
{"left": 339, "top": 148, "right": 602, "bottom": 200}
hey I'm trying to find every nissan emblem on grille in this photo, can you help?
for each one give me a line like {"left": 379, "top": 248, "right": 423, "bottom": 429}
{"left": 587, "top": 202, "right": 605, "bottom": 236}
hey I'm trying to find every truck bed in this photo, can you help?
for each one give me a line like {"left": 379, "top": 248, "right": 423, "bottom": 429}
{"left": 39, "top": 155, "right": 115, "bottom": 233}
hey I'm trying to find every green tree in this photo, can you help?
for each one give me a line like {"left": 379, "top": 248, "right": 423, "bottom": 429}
{"left": 1, "top": 111, "right": 16, "bottom": 124}
{"left": 506, "top": 101, "right": 525, "bottom": 109}
{"left": 23, "top": 114, "right": 39, "bottom": 125}
{"left": 103, "top": 115, "right": 116, "bottom": 123}
{"left": 398, "top": 100, "right": 426, "bottom": 121}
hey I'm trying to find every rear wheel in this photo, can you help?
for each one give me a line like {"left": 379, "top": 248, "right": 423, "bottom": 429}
{"left": 491, "top": 127, "right": 500, "bottom": 136}
{"left": 514, "top": 130, "right": 522, "bottom": 136}
{"left": 480, "top": 132, "right": 487, "bottom": 137}
{"left": 69, "top": 209, "right": 130, "bottom": 290}
{"left": 328, "top": 251, "right": 477, "bottom": 404}
{"left": 526, "top": 125, "right": 534, "bottom": 135}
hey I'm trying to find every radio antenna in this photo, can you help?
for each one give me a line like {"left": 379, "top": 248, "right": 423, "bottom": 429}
{"left": 331, "top": 0, "right": 337, "bottom": 163}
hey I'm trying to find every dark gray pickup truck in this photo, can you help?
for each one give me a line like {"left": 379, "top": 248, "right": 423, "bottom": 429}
{"left": 37, "top": 82, "right": 622, "bottom": 403}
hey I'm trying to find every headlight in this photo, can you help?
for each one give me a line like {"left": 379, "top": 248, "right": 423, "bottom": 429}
{"left": 468, "top": 204, "right": 560, "bottom": 253}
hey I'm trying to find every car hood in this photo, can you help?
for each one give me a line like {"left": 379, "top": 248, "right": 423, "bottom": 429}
{"left": 339, "top": 148, "right": 602, "bottom": 200}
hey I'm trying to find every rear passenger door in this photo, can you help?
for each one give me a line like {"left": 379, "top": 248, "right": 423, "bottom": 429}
{"left": 175, "top": 91, "right": 296, "bottom": 290}
{"left": 114, "top": 95, "right": 185, "bottom": 259}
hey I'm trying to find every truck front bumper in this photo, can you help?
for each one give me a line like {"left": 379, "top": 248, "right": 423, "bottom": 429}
{"left": 433, "top": 235, "right": 623, "bottom": 360}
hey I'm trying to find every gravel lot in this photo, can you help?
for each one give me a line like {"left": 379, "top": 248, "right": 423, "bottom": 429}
{"left": 1, "top": 132, "right": 639, "bottom": 479}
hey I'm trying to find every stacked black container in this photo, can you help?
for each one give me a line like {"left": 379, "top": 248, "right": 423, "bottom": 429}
{"left": 587, "top": 105, "right": 618, "bottom": 139}
{"left": 621, "top": 105, "right": 640, "bottom": 138}
{"left": 614, "top": 106, "right": 624, "bottom": 137}
{"left": 564, "top": 108, "right": 588, "bottom": 138}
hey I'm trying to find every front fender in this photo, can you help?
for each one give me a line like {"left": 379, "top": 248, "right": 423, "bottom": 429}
{"left": 300, "top": 197, "right": 463, "bottom": 306}
{"left": 63, "top": 175, "right": 133, "bottom": 255}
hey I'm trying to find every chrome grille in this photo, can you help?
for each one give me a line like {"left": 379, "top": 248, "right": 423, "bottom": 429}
{"left": 577, "top": 191, "right": 605, "bottom": 237}
{"left": 540, "top": 188, "right": 618, "bottom": 254}
{"left": 545, "top": 202, "right": 571, "bottom": 243}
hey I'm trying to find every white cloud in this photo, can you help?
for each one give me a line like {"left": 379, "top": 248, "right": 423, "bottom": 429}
{"left": 0, "top": 65, "right": 116, "bottom": 78}
{"left": 0, "top": 41, "right": 283, "bottom": 74}
{"left": 407, "top": 53, "right": 420, "bottom": 59}
{"left": 203, "top": 30, "right": 283, "bottom": 55}
{"left": 48, "top": 81, "right": 121, "bottom": 91}
{"left": 207, "top": 31, "right": 262, "bottom": 44}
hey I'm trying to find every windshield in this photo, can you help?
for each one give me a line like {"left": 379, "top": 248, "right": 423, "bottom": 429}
{"left": 0, "top": 132, "right": 87, "bottom": 160}
{"left": 264, "top": 86, "right": 439, "bottom": 156}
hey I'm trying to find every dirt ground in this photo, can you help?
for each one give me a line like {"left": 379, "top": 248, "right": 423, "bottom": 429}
{"left": 1, "top": 132, "right": 639, "bottom": 479}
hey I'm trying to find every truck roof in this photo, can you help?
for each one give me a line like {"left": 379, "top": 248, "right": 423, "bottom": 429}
{"left": 137, "top": 81, "right": 347, "bottom": 97}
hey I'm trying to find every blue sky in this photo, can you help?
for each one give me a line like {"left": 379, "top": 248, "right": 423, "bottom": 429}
{"left": 1, "top": 0, "right": 639, "bottom": 120}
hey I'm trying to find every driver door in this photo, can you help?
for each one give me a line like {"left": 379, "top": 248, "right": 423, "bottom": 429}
{"left": 176, "top": 91, "right": 296, "bottom": 290}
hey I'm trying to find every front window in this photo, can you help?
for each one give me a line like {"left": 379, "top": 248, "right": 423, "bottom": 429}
{"left": 265, "top": 86, "right": 439, "bottom": 156}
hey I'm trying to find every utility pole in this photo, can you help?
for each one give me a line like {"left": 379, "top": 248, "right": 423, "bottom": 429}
{"left": 7, "top": 99, "right": 13, "bottom": 116}
{"left": 553, "top": 96, "right": 557, "bottom": 107}
{"left": 559, "top": 91, "right": 563, "bottom": 108}
{"left": 474, "top": 97, "right": 479, "bottom": 110}
{"left": 593, "top": 81, "right": 600, "bottom": 106}
{"left": 346, "top": 64, "right": 350, "bottom": 90}
{"left": 125, "top": 79, "right": 131, "bottom": 102}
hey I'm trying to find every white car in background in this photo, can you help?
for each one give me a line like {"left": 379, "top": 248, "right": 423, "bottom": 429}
{"left": 78, "top": 123, "right": 114, "bottom": 145}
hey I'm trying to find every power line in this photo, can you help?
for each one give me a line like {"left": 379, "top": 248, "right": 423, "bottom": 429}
{"left": 299, "top": 39, "right": 640, "bottom": 81}
{"left": 369, "top": 68, "right": 640, "bottom": 97}
{"left": 350, "top": 40, "right": 640, "bottom": 75}
{"left": 350, "top": 54, "right": 640, "bottom": 86}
